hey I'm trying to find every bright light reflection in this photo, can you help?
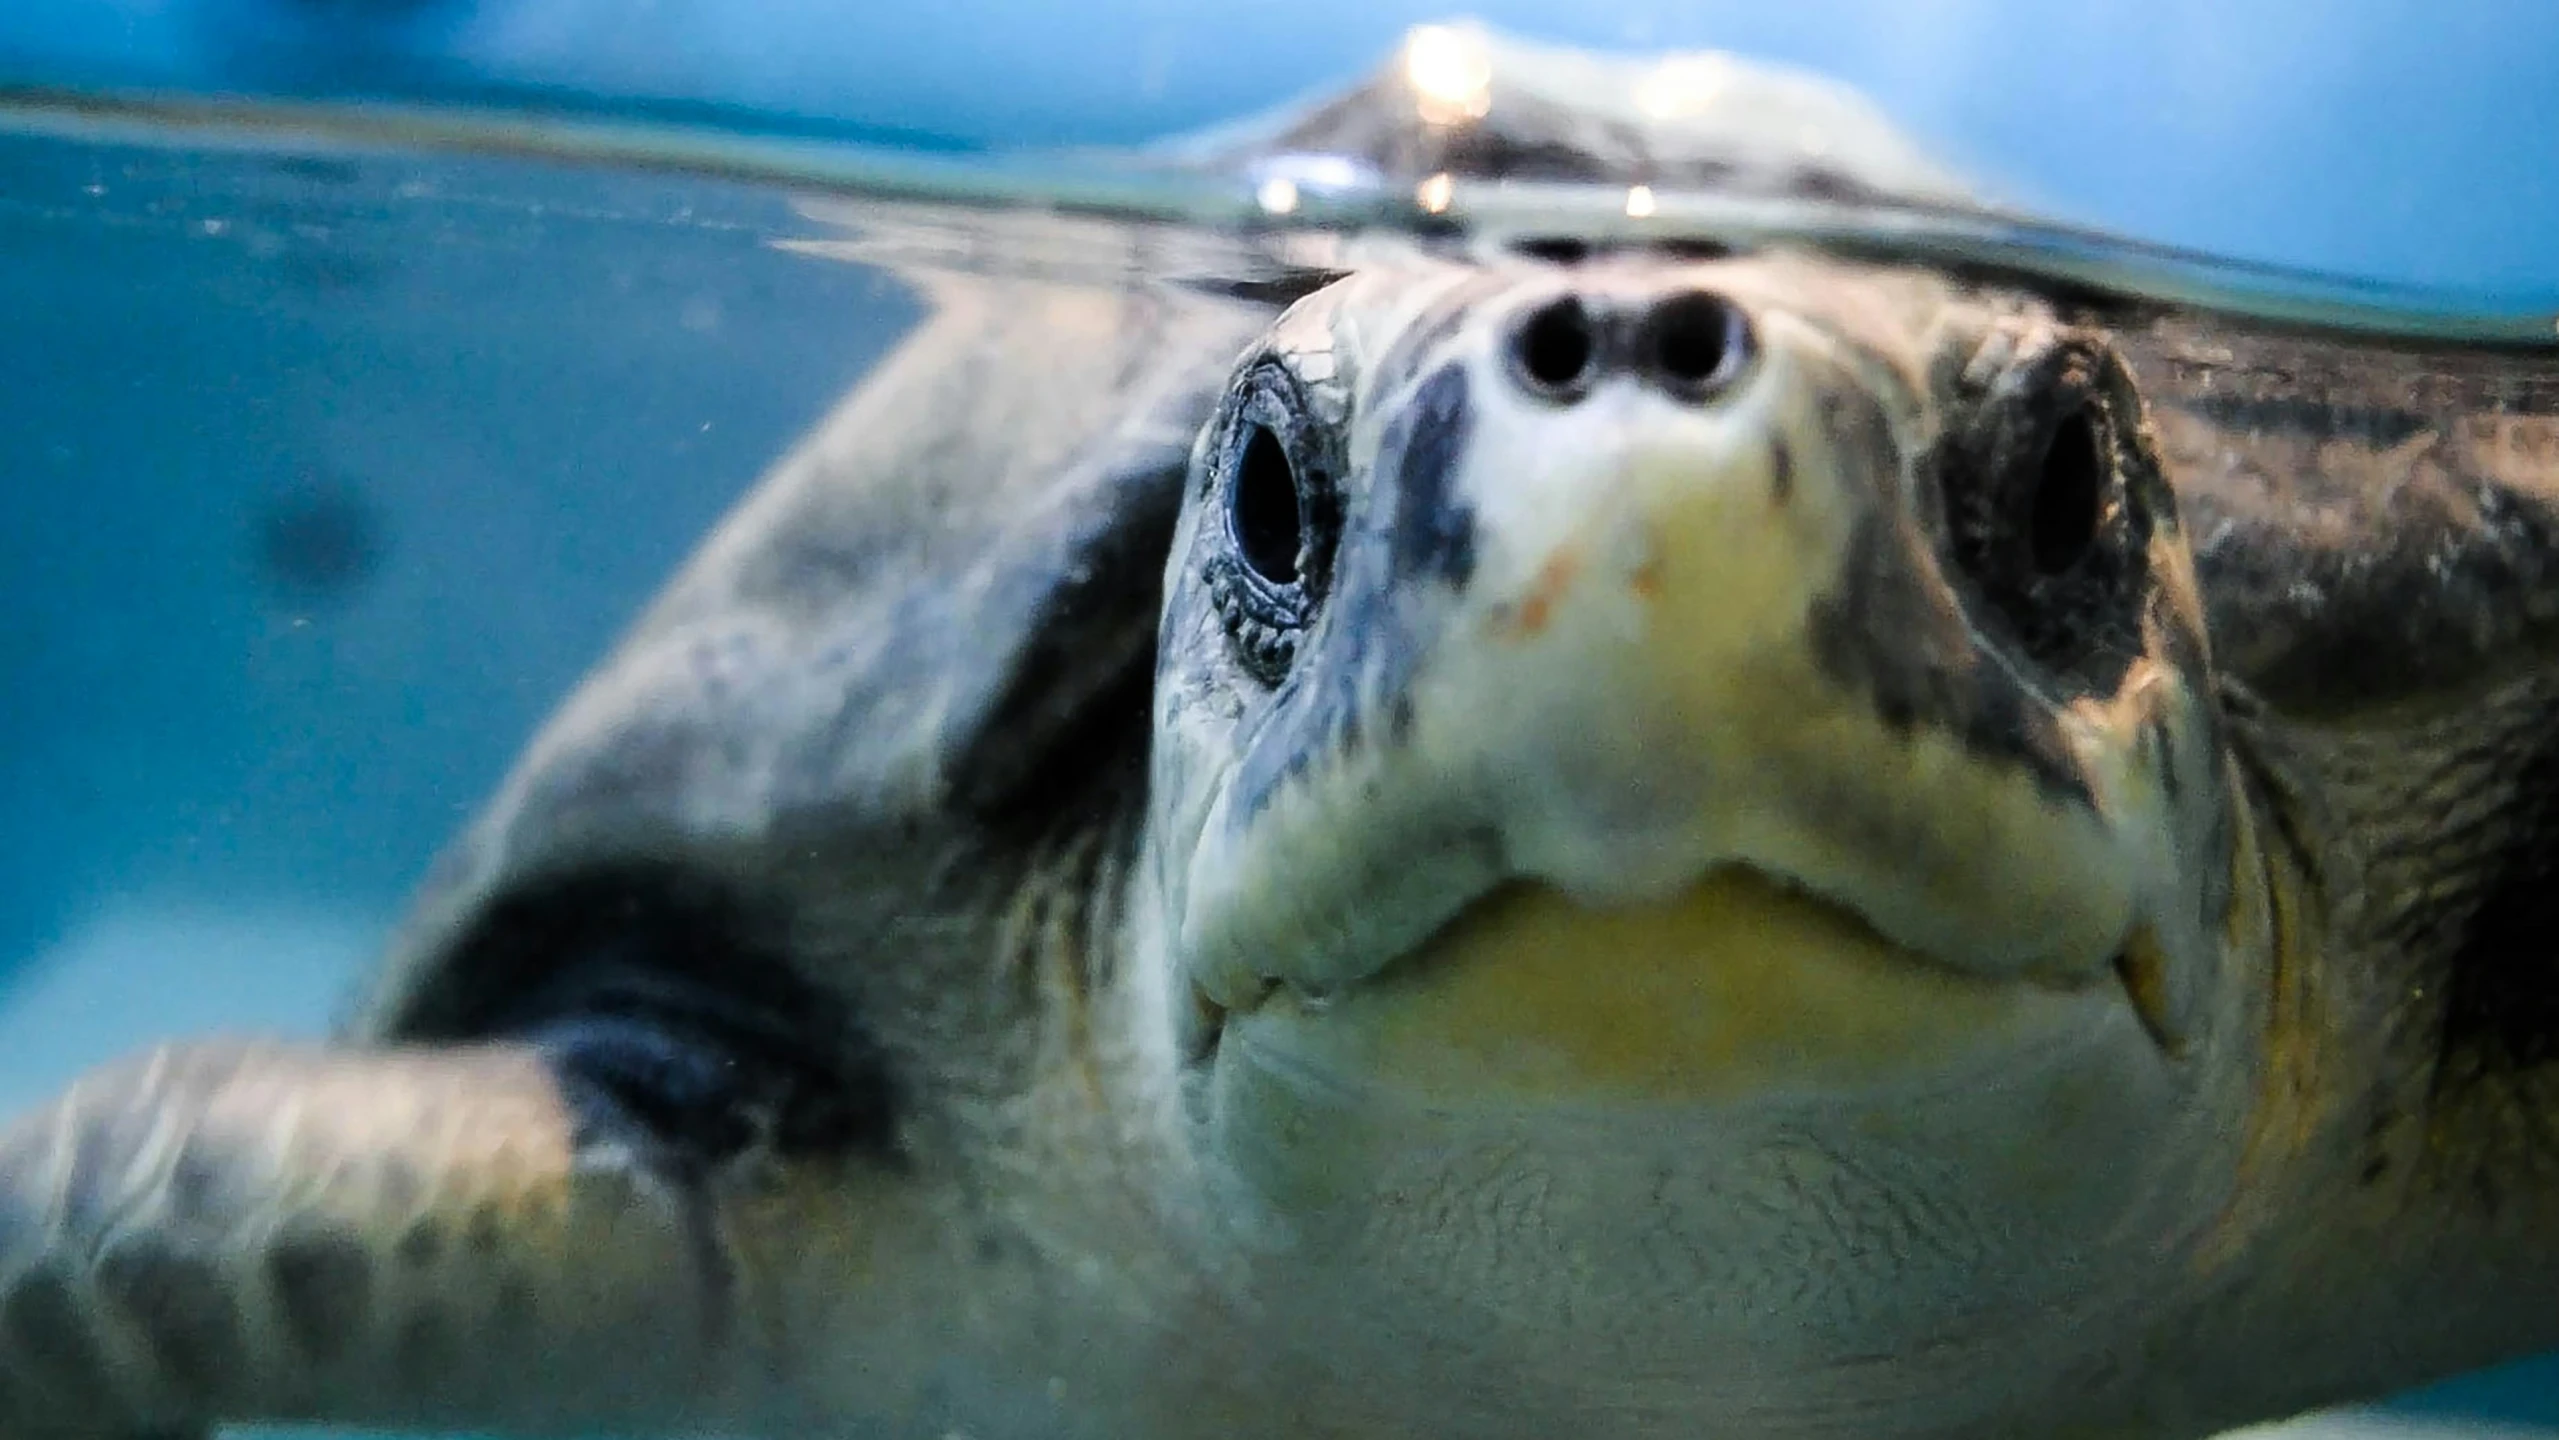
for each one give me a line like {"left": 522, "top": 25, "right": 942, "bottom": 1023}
{"left": 1256, "top": 177, "right": 1301, "bottom": 215}
{"left": 1634, "top": 54, "right": 1735, "bottom": 121}
{"left": 1416, "top": 172, "right": 1456, "bottom": 214}
{"left": 1405, "top": 24, "right": 1494, "bottom": 125}
{"left": 1624, "top": 184, "right": 1658, "bottom": 219}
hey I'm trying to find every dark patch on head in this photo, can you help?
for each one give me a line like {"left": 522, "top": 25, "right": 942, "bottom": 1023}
{"left": 399, "top": 868, "right": 902, "bottom": 1172}
{"left": 1379, "top": 306, "right": 1471, "bottom": 400}
{"left": 2, "top": 1268, "right": 117, "bottom": 1406}
{"left": 268, "top": 1232, "right": 372, "bottom": 1366}
{"left": 1802, "top": 389, "right": 2091, "bottom": 805}
{"left": 251, "top": 479, "right": 386, "bottom": 606}
{"left": 1384, "top": 362, "right": 1478, "bottom": 589}
{"left": 95, "top": 1240, "right": 245, "bottom": 1402}
{"left": 1768, "top": 437, "right": 1795, "bottom": 504}
{"left": 1372, "top": 272, "right": 1518, "bottom": 404}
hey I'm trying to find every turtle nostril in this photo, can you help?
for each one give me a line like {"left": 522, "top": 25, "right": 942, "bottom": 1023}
{"left": 1644, "top": 290, "right": 1751, "bottom": 398}
{"left": 1508, "top": 296, "right": 1598, "bottom": 401}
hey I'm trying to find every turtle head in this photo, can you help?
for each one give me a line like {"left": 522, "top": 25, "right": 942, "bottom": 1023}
{"left": 1141, "top": 249, "right": 2277, "bottom": 1408}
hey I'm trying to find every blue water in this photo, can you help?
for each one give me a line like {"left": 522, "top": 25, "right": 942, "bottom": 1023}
{"left": 4, "top": 4, "right": 2559, "bottom": 1436}
{"left": 8, "top": 0, "right": 2559, "bottom": 297}
{"left": 0, "top": 136, "right": 911, "bottom": 1005}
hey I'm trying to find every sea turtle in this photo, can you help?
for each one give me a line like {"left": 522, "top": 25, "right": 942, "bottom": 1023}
{"left": 7, "top": 24, "right": 2559, "bottom": 1440}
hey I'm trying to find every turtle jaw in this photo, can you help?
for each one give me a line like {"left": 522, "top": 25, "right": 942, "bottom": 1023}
{"left": 1177, "top": 866, "right": 2232, "bottom": 1415}
{"left": 1178, "top": 861, "right": 2187, "bottom": 1092}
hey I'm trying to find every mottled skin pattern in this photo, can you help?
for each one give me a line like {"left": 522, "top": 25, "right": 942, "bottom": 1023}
{"left": 9, "top": 28, "right": 2559, "bottom": 1440}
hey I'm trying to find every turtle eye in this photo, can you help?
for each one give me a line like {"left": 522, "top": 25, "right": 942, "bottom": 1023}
{"left": 2027, "top": 407, "right": 2105, "bottom": 575}
{"left": 1229, "top": 422, "right": 1304, "bottom": 588}
{"left": 1208, "top": 362, "right": 1337, "bottom": 685}
{"left": 1938, "top": 336, "right": 2155, "bottom": 696}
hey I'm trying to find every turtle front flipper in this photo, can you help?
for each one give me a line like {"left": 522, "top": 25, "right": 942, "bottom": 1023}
{"left": 0, "top": 1039, "right": 744, "bottom": 1436}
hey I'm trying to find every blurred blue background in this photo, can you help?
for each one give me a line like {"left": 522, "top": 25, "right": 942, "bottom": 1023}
{"left": 7, "top": 0, "right": 2559, "bottom": 294}
{"left": 2, "top": 1, "right": 2557, "bottom": 1434}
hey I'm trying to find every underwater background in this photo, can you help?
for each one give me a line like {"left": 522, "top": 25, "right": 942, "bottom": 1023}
{"left": 4, "top": 1, "right": 2559, "bottom": 1433}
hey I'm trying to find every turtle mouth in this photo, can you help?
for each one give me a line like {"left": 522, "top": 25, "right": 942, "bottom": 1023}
{"left": 1179, "top": 863, "right": 2181, "bottom": 1072}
